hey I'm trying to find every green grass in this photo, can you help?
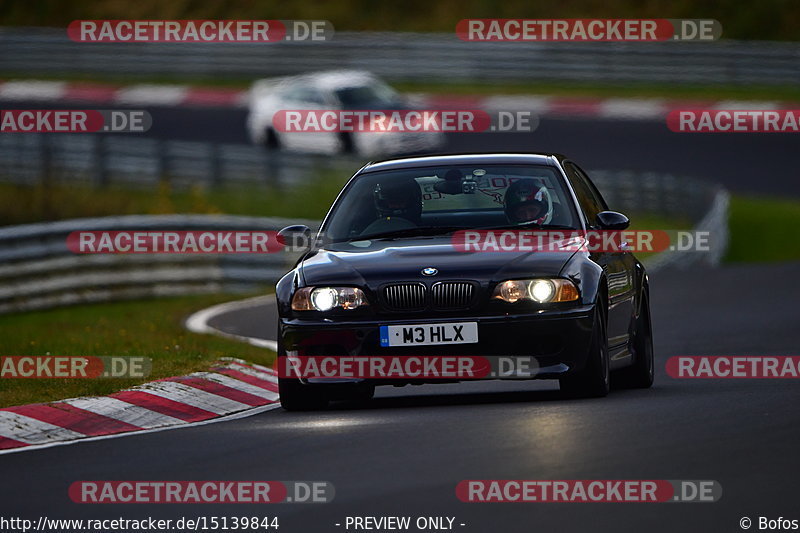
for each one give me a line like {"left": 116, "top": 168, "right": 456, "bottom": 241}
{"left": 726, "top": 195, "right": 800, "bottom": 262}
{"left": 626, "top": 196, "right": 800, "bottom": 264}
{"left": 0, "top": 174, "right": 352, "bottom": 226}
{"left": 628, "top": 212, "right": 692, "bottom": 231}
{"left": 624, "top": 212, "right": 693, "bottom": 262}
{"left": 0, "top": 293, "right": 275, "bottom": 408}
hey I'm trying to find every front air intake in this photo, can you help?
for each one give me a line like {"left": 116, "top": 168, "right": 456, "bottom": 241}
{"left": 382, "top": 283, "right": 426, "bottom": 311}
{"left": 431, "top": 281, "right": 475, "bottom": 309}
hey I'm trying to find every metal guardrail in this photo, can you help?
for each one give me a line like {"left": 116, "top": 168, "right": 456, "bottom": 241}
{"left": 0, "top": 135, "right": 729, "bottom": 219}
{"left": 644, "top": 188, "right": 730, "bottom": 271}
{"left": 591, "top": 170, "right": 715, "bottom": 224}
{"left": 592, "top": 170, "right": 729, "bottom": 270}
{"left": 0, "top": 214, "right": 316, "bottom": 314}
{"left": 1, "top": 28, "right": 799, "bottom": 86}
{"left": 0, "top": 172, "right": 727, "bottom": 314}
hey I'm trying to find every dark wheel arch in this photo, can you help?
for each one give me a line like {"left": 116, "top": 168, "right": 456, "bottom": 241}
{"left": 265, "top": 127, "right": 281, "bottom": 150}
{"left": 559, "top": 282, "right": 610, "bottom": 398}
{"left": 276, "top": 326, "right": 328, "bottom": 411}
{"left": 338, "top": 131, "right": 355, "bottom": 154}
{"left": 613, "top": 285, "right": 655, "bottom": 389}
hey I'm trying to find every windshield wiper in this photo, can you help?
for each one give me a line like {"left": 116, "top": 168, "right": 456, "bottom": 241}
{"left": 354, "top": 226, "right": 467, "bottom": 241}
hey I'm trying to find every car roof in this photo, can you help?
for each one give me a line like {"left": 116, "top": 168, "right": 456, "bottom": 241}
{"left": 283, "top": 70, "right": 379, "bottom": 90}
{"left": 359, "top": 153, "right": 565, "bottom": 173}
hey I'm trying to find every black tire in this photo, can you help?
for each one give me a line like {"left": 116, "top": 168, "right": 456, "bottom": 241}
{"left": 348, "top": 383, "right": 375, "bottom": 404}
{"left": 278, "top": 374, "right": 328, "bottom": 411}
{"left": 276, "top": 328, "right": 327, "bottom": 411}
{"left": 264, "top": 128, "right": 281, "bottom": 150}
{"left": 613, "top": 291, "right": 654, "bottom": 389}
{"left": 559, "top": 297, "right": 610, "bottom": 398}
{"left": 338, "top": 131, "right": 354, "bottom": 154}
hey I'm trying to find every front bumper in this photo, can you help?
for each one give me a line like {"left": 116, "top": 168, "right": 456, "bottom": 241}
{"left": 279, "top": 305, "right": 595, "bottom": 385}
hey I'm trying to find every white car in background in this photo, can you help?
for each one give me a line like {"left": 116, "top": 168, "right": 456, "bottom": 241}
{"left": 246, "top": 70, "right": 445, "bottom": 157}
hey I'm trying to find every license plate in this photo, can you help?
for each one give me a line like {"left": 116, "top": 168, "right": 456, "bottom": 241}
{"left": 379, "top": 322, "right": 478, "bottom": 347}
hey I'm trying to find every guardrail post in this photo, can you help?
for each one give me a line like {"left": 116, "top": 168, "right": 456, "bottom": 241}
{"left": 156, "top": 140, "right": 169, "bottom": 185}
{"left": 92, "top": 135, "right": 109, "bottom": 187}
{"left": 39, "top": 135, "right": 55, "bottom": 218}
{"left": 210, "top": 143, "right": 222, "bottom": 186}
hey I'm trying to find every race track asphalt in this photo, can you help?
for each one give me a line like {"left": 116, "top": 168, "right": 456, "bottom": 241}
{"left": 1, "top": 97, "right": 798, "bottom": 533}
{"left": 2, "top": 99, "right": 798, "bottom": 197}
{"left": 2, "top": 261, "right": 798, "bottom": 533}
{"left": 127, "top": 105, "right": 800, "bottom": 197}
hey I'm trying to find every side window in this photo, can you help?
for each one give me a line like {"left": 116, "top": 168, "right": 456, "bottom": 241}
{"left": 564, "top": 162, "right": 607, "bottom": 225}
{"left": 286, "top": 87, "right": 327, "bottom": 106}
{"left": 573, "top": 164, "right": 608, "bottom": 212}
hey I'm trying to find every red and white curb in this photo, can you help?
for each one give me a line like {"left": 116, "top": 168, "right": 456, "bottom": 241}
{"left": 423, "top": 93, "right": 793, "bottom": 120}
{"left": 0, "top": 358, "right": 279, "bottom": 455}
{"left": 0, "top": 80, "right": 249, "bottom": 108}
{"left": 2, "top": 79, "right": 793, "bottom": 120}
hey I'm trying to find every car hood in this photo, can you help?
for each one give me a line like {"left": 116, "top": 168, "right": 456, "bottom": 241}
{"left": 299, "top": 236, "right": 579, "bottom": 287}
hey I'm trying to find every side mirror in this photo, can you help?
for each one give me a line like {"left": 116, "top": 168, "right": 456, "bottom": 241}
{"left": 277, "top": 225, "right": 312, "bottom": 252}
{"left": 595, "top": 211, "right": 630, "bottom": 230}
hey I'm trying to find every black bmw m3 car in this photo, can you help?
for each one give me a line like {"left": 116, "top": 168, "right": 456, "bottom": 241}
{"left": 275, "top": 153, "right": 654, "bottom": 410}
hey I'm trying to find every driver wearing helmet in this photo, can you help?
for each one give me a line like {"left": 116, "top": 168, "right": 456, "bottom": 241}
{"left": 360, "top": 179, "right": 423, "bottom": 235}
{"left": 504, "top": 178, "right": 548, "bottom": 225}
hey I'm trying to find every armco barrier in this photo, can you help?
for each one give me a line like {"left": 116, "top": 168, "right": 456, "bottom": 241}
{"left": 1, "top": 28, "right": 799, "bottom": 86}
{"left": 0, "top": 215, "right": 315, "bottom": 314}
{"left": 0, "top": 171, "right": 727, "bottom": 314}
{"left": 591, "top": 170, "right": 729, "bottom": 270}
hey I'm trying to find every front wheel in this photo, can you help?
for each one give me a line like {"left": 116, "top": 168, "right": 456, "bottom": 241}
{"left": 613, "top": 291, "right": 654, "bottom": 389}
{"left": 560, "top": 301, "right": 610, "bottom": 398}
{"left": 338, "top": 131, "right": 355, "bottom": 154}
{"left": 264, "top": 127, "right": 281, "bottom": 150}
{"left": 347, "top": 383, "right": 375, "bottom": 404}
{"left": 278, "top": 376, "right": 328, "bottom": 411}
{"left": 276, "top": 331, "right": 327, "bottom": 411}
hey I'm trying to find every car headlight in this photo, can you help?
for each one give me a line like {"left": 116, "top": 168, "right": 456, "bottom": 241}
{"left": 492, "top": 279, "right": 579, "bottom": 304}
{"left": 291, "top": 287, "right": 368, "bottom": 311}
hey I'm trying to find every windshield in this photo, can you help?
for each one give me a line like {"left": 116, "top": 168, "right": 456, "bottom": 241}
{"left": 334, "top": 82, "right": 401, "bottom": 108}
{"left": 322, "top": 164, "right": 580, "bottom": 242}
